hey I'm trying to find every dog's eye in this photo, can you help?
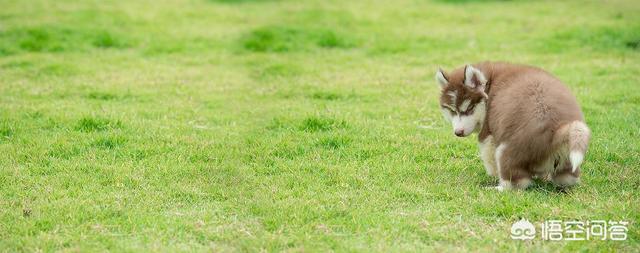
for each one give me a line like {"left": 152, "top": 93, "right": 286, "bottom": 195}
{"left": 442, "top": 107, "right": 455, "bottom": 113}
{"left": 467, "top": 104, "right": 475, "bottom": 112}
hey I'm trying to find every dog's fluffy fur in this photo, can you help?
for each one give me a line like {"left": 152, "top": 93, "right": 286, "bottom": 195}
{"left": 436, "top": 62, "right": 590, "bottom": 191}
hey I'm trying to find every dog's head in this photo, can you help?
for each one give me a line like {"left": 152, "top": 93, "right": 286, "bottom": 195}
{"left": 436, "top": 64, "right": 488, "bottom": 137}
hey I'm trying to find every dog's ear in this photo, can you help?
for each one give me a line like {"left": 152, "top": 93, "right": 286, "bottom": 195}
{"left": 435, "top": 68, "right": 449, "bottom": 89}
{"left": 463, "top": 64, "right": 489, "bottom": 98}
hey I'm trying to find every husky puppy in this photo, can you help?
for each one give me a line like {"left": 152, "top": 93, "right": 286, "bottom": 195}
{"left": 435, "top": 62, "right": 590, "bottom": 191}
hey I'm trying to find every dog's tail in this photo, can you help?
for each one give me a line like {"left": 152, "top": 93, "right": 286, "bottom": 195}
{"left": 556, "top": 121, "right": 591, "bottom": 173}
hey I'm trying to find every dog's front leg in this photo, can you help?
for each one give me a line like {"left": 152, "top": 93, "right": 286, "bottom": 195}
{"left": 479, "top": 135, "right": 498, "bottom": 177}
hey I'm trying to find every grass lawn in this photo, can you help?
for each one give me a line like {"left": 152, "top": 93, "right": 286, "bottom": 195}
{"left": 1, "top": 0, "right": 639, "bottom": 251}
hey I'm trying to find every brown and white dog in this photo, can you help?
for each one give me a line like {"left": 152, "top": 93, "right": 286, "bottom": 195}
{"left": 435, "top": 62, "right": 590, "bottom": 191}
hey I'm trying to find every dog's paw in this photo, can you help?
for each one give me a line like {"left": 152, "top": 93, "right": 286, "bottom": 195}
{"left": 485, "top": 185, "right": 505, "bottom": 191}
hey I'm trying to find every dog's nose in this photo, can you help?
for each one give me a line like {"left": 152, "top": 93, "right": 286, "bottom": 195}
{"left": 455, "top": 129, "right": 465, "bottom": 137}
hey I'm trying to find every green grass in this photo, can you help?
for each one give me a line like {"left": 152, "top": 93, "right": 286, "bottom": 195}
{"left": 0, "top": 0, "right": 639, "bottom": 252}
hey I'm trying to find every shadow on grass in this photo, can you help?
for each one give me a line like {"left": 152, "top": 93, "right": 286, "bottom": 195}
{"left": 479, "top": 177, "right": 578, "bottom": 195}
